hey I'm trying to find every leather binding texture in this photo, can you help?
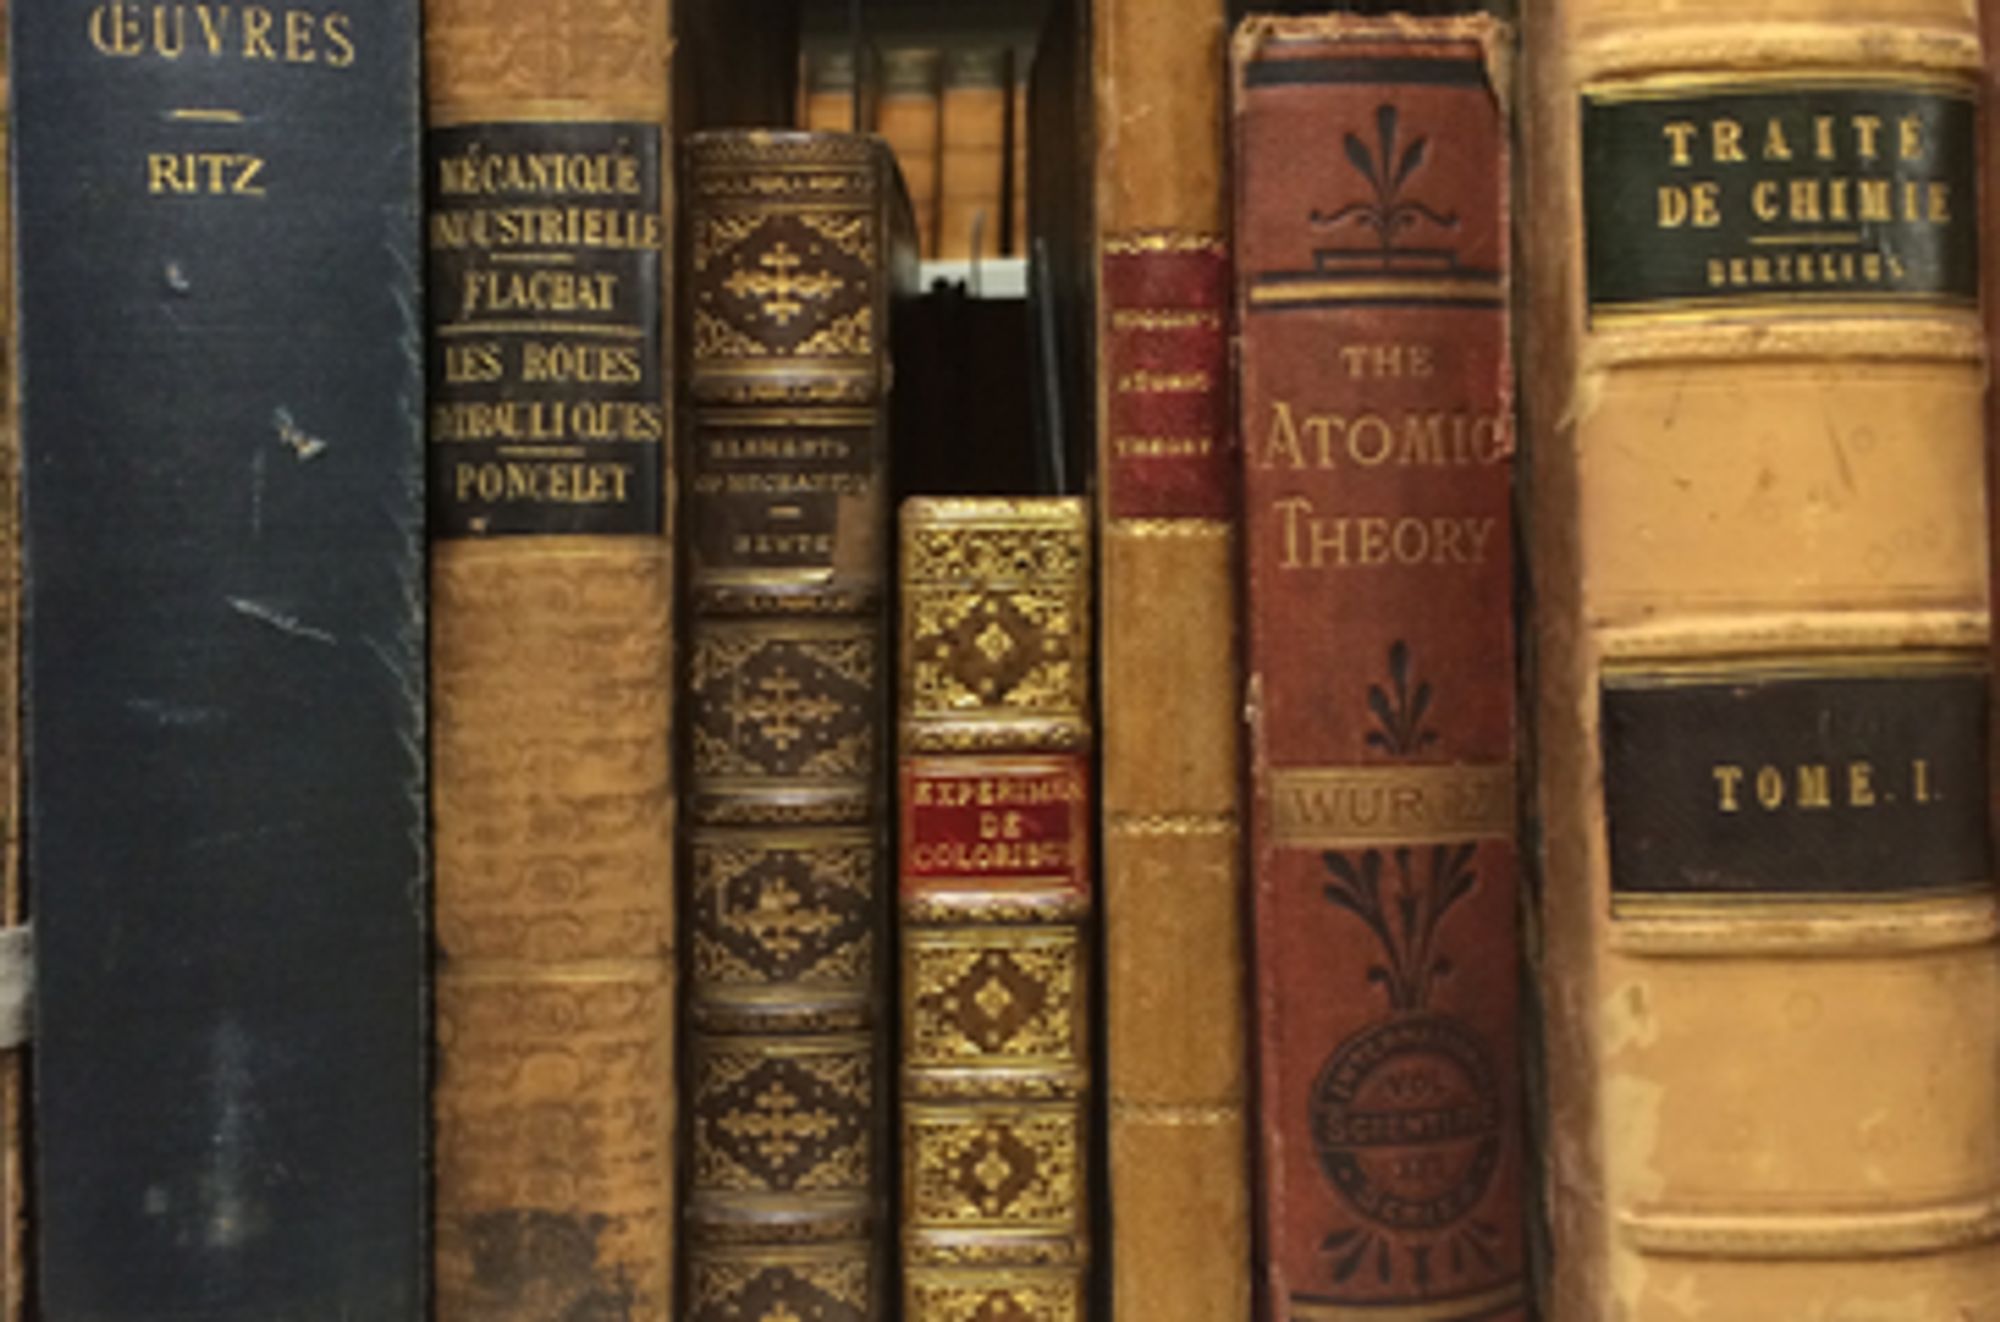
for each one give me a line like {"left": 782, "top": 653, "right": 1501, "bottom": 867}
{"left": 15, "top": 2, "right": 427, "bottom": 1315}
{"left": 682, "top": 130, "right": 915, "bottom": 1322}
{"left": 1234, "top": 17, "right": 1526, "bottom": 1322}
{"left": 426, "top": 0, "right": 676, "bottom": 1316}
{"left": 897, "top": 496, "right": 1093, "bottom": 1322}
{"left": 1523, "top": 0, "right": 2000, "bottom": 1316}
{"left": 1091, "top": 0, "right": 1250, "bottom": 1319}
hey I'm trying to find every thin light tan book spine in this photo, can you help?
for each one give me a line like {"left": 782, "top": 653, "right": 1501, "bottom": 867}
{"left": 426, "top": 2, "right": 675, "bottom": 1315}
{"left": 879, "top": 48, "right": 943, "bottom": 257}
{"left": 1091, "top": 1, "right": 1249, "bottom": 1320}
{"left": 938, "top": 48, "right": 1009, "bottom": 262}
{"left": 1525, "top": 1, "right": 2000, "bottom": 1317}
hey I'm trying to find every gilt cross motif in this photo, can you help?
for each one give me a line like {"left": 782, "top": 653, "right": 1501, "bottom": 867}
{"left": 724, "top": 241, "right": 843, "bottom": 325}
{"left": 729, "top": 665, "right": 841, "bottom": 752}
{"left": 718, "top": 1082, "right": 837, "bottom": 1164}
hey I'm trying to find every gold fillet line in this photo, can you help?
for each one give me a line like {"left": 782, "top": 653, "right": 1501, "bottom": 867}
{"left": 1601, "top": 650, "right": 1984, "bottom": 685}
{"left": 1109, "top": 1100, "right": 1244, "bottom": 1125}
{"left": 1622, "top": 1192, "right": 2000, "bottom": 1259}
{"left": 1289, "top": 1279, "right": 1525, "bottom": 1322}
{"left": 438, "top": 960, "right": 666, "bottom": 983}
{"left": 1103, "top": 231, "right": 1225, "bottom": 256}
{"left": 1268, "top": 764, "right": 1514, "bottom": 847}
{"left": 1250, "top": 277, "right": 1502, "bottom": 306}
{"left": 1597, "top": 613, "right": 1989, "bottom": 664}
{"left": 169, "top": 107, "right": 245, "bottom": 123}
{"left": 1746, "top": 231, "right": 1861, "bottom": 247}
{"left": 1105, "top": 812, "right": 1239, "bottom": 838}
{"left": 688, "top": 1242, "right": 875, "bottom": 1266}
{"left": 1584, "top": 70, "right": 1975, "bottom": 103}
{"left": 1589, "top": 294, "right": 1975, "bottom": 323}
{"left": 696, "top": 408, "right": 878, "bottom": 426}
{"left": 1107, "top": 517, "right": 1231, "bottom": 539}
{"left": 1610, "top": 891, "right": 1997, "bottom": 958}
{"left": 436, "top": 320, "right": 645, "bottom": 339}
{"left": 430, "top": 102, "right": 670, "bottom": 127}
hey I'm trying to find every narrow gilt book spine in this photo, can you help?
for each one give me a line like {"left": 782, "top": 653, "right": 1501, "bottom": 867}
{"left": 898, "top": 496, "right": 1093, "bottom": 1322}
{"left": 1524, "top": 0, "right": 2000, "bottom": 1317}
{"left": 425, "top": 0, "right": 677, "bottom": 1314}
{"left": 1233, "top": 17, "right": 1526, "bottom": 1322}
{"left": 683, "top": 130, "right": 914, "bottom": 1322}
{"left": 16, "top": 2, "right": 427, "bottom": 1314}
{"left": 1089, "top": 0, "right": 1250, "bottom": 1316}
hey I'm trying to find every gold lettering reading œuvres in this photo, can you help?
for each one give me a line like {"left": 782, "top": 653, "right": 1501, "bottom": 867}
{"left": 1710, "top": 759, "right": 1939, "bottom": 812}
{"left": 1259, "top": 399, "right": 1507, "bottom": 470}
{"left": 1273, "top": 497, "right": 1495, "bottom": 571}
{"left": 91, "top": 4, "right": 356, "bottom": 67}
{"left": 453, "top": 460, "right": 634, "bottom": 507}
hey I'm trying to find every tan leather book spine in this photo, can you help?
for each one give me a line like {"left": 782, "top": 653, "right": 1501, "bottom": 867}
{"left": 878, "top": 49, "right": 944, "bottom": 257}
{"left": 807, "top": 48, "right": 860, "bottom": 135}
{"left": 1011, "top": 60, "right": 1029, "bottom": 258}
{"left": 682, "top": 130, "right": 914, "bottom": 1322}
{"left": 1091, "top": 1, "right": 1250, "bottom": 1320}
{"left": 1524, "top": 1, "right": 2000, "bottom": 1317}
{"left": 898, "top": 496, "right": 1093, "bottom": 1322}
{"left": 939, "top": 48, "right": 1009, "bottom": 261}
{"left": 426, "top": 1, "right": 676, "bottom": 1315}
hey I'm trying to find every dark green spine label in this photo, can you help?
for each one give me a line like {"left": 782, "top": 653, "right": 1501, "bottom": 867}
{"left": 1582, "top": 81, "right": 1977, "bottom": 316}
{"left": 1602, "top": 665, "right": 1990, "bottom": 898}
{"left": 428, "top": 122, "right": 665, "bottom": 537}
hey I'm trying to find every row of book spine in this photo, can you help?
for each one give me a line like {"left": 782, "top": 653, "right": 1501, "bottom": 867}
{"left": 4, "top": 0, "right": 1999, "bottom": 1320}
{"left": 802, "top": 44, "right": 1031, "bottom": 261}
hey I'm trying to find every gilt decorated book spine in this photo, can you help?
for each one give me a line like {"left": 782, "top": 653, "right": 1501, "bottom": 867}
{"left": 15, "top": 3, "right": 426, "bottom": 1315}
{"left": 426, "top": 0, "right": 676, "bottom": 1315}
{"left": 1090, "top": 0, "right": 1250, "bottom": 1317}
{"left": 683, "top": 131, "right": 913, "bottom": 1322}
{"left": 898, "top": 496, "right": 1093, "bottom": 1322}
{"left": 1234, "top": 17, "right": 1525, "bottom": 1322}
{"left": 1523, "top": 0, "right": 2000, "bottom": 1316}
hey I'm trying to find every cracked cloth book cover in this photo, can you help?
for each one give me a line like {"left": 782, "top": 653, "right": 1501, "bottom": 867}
{"left": 1232, "top": 17, "right": 1524, "bottom": 1322}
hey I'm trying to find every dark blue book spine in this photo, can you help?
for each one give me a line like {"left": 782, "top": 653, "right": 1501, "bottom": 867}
{"left": 14, "top": 4, "right": 426, "bottom": 1317}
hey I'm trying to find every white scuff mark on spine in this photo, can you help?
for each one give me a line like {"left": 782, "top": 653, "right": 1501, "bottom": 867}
{"left": 227, "top": 597, "right": 337, "bottom": 645}
{"left": 273, "top": 407, "right": 328, "bottom": 461}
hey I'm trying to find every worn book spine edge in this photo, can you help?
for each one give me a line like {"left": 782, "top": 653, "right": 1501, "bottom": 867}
{"left": 1091, "top": 0, "right": 1250, "bottom": 1317}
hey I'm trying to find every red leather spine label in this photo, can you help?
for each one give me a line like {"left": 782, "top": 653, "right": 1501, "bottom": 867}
{"left": 901, "top": 756, "right": 1091, "bottom": 895}
{"left": 1234, "top": 20, "right": 1524, "bottom": 1321}
{"left": 1102, "top": 238, "right": 1232, "bottom": 520}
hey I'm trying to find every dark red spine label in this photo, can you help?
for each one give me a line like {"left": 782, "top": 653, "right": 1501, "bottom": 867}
{"left": 901, "top": 756, "right": 1091, "bottom": 895}
{"left": 1102, "top": 237, "right": 1232, "bottom": 520}
{"left": 1235, "top": 21, "right": 1524, "bottom": 1322}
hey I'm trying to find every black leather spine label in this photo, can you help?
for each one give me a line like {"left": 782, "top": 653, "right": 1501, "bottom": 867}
{"left": 1602, "top": 663, "right": 1990, "bottom": 898}
{"left": 428, "top": 121, "right": 665, "bottom": 537}
{"left": 15, "top": 2, "right": 427, "bottom": 1316}
{"left": 1582, "top": 79, "right": 1978, "bottom": 315}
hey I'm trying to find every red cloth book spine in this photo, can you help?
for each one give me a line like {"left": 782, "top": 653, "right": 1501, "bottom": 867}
{"left": 1232, "top": 16, "right": 1526, "bottom": 1321}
